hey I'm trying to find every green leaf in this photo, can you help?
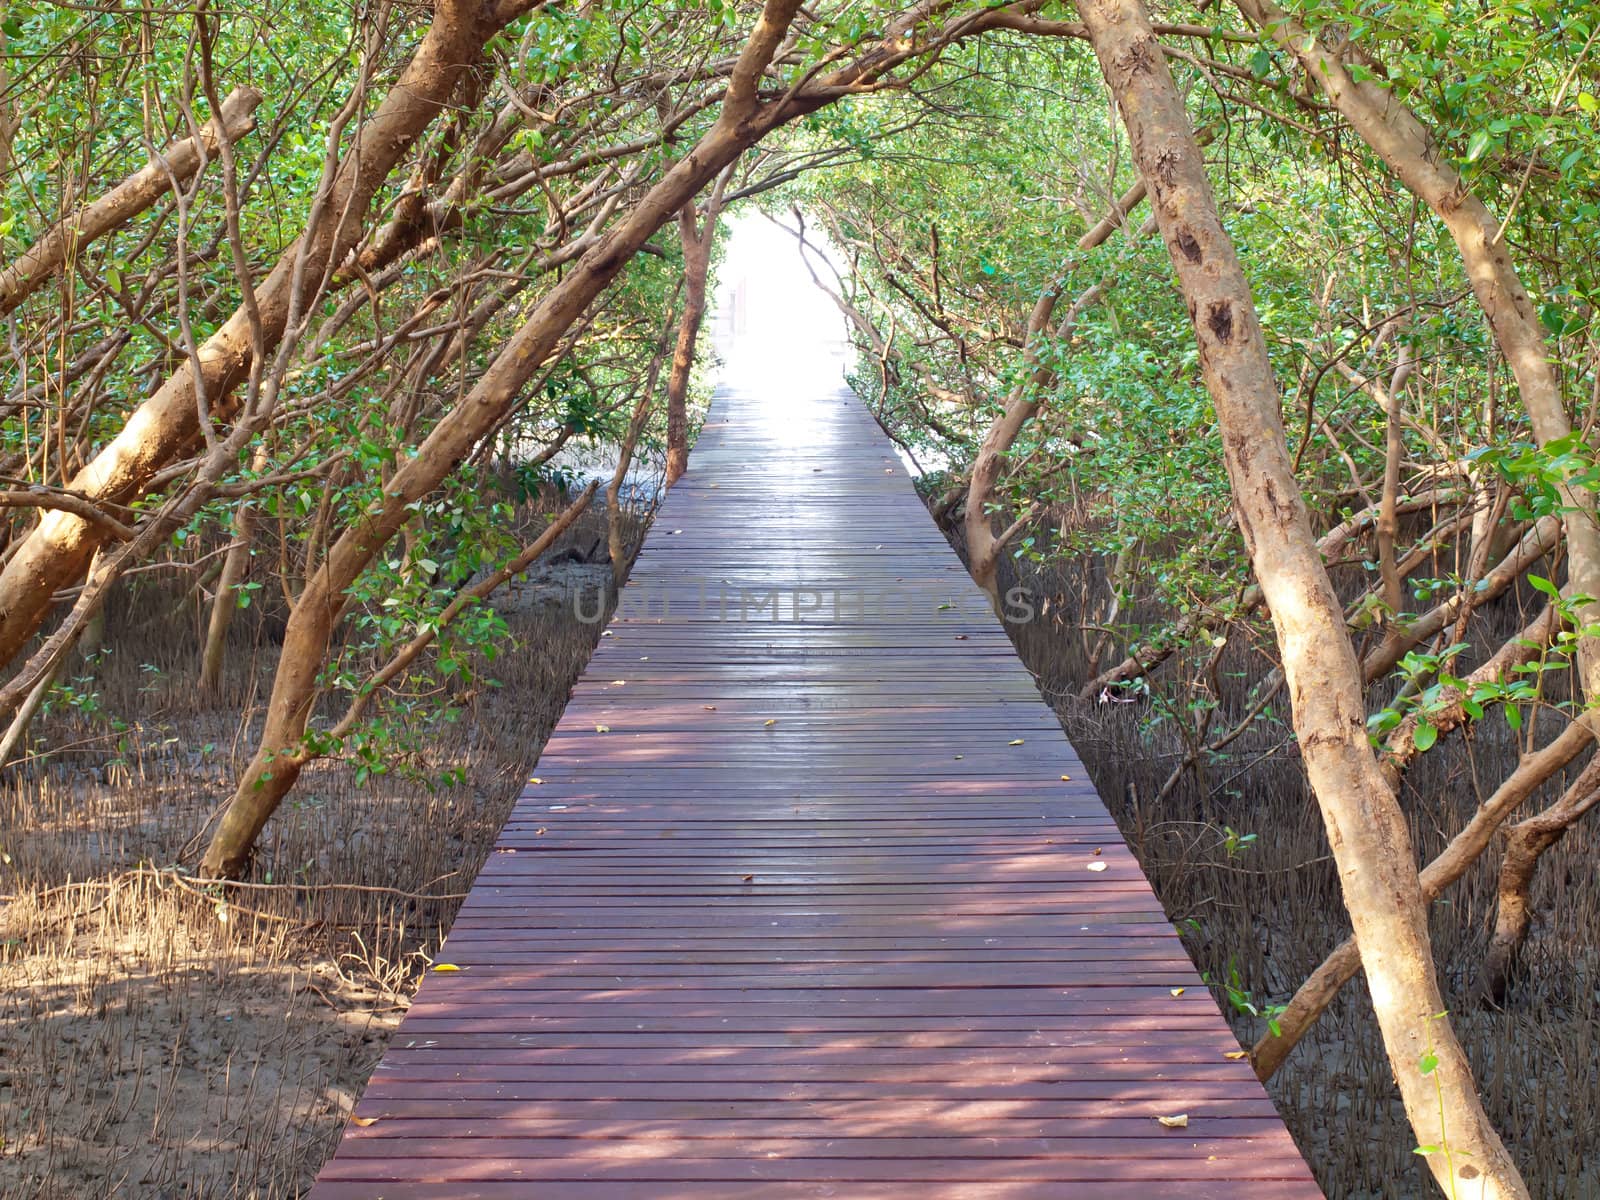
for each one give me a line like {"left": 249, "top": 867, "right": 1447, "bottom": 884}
{"left": 1419, "top": 1050, "right": 1439, "bottom": 1075}
{"left": 1413, "top": 722, "right": 1437, "bottom": 752}
{"left": 1506, "top": 704, "right": 1523, "bottom": 732}
{"left": 1465, "top": 129, "right": 1493, "bottom": 162}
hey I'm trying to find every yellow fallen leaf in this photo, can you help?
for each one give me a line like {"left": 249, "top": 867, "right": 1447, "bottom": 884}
{"left": 351, "top": 1116, "right": 379, "bottom": 1127}
{"left": 1008, "top": 738, "right": 1024, "bottom": 746}
{"left": 1224, "top": 1050, "right": 1249, "bottom": 1060}
{"left": 595, "top": 724, "right": 610, "bottom": 733}
{"left": 1157, "top": 1113, "right": 1189, "bottom": 1129}
{"left": 433, "top": 963, "right": 463, "bottom": 972}
{"left": 703, "top": 705, "right": 717, "bottom": 711}
{"left": 1170, "top": 987, "right": 1186, "bottom": 997}
{"left": 1060, "top": 774, "right": 1072, "bottom": 781}
{"left": 528, "top": 777, "right": 543, "bottom": 785}
{"left": 612, "top": 680, "right": 626, "bottom": 685}
{"left": 1086, "top": 862, "right": 1108, "bottom": 873}
{"left": 764, "top": 719, "right": 778, "bottom": 727}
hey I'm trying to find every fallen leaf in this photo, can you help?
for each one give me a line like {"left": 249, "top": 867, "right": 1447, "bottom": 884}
{"left": 1008, "top": 738, "right": 1025, "bottom": 746}
{"left": 612, "top": 680, "right": 626, "bottom": 685}
{"left": 1086, "top": 862, "right": 1109, "bottom": 873}
{"left": 1060, "top": 774, "right": 1072, "bottom": 781}
{"left": 351, "top": 1116, "right": 380, "bottom": 1127}
{"left": 536, "top": 828, "right": 547, "bottom": 836}
{"left": 1170, "top": 987, "right": 1186, "bottom": 997}
{"left": 703, "top": 705, "right": 717, "bottom": 711}
{"left": 433, "top": 963, "right": 463, "bottom": 972}
{"left": 601, "top": 630, "right": 613, "bottom": 637}
{"left": 529, "top": 777, "right": 543, "bottom": 785}
{"left": 1157, "top": 1114, "right": 1189, "bottom": 1129}
{"left": 742, "top": 874, "right": 755, "bottom": 882}
{"left": 1224, "top": 1050, "right": 1249, "bottom": 1061}
{"left": 1093, "top": 847, "right": 1103, "bottom": 855}
{"left": 595, "top": 724, "right": 610, "bottom": 733}
{"left": 954, "top": 755, "right": 964, "bottom": 760}
{"left": 954, "top": 634, "right": 968, "bottom": 640}
{"left": 764, "top": 719, "right": 778, "bottom": 727}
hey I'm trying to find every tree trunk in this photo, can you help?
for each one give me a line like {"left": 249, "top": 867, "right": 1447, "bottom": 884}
{"left": 1235, "top": 0, "right": 1600, "bottom": 706}
{"left": 200, "top": 498, "right": 259, "bottom": 692}
{"left": 0, "top": 0, "right": 512, "bottom": 671}
{"left": 610, "top": 300, "right": 679, "bottom": 583}
{"left": 665, "top": 209, "right": 714, "bottom": 489}
{"left": 665, "top": 166, "right": 732, "bottom": 488}
{"left": 1477, "top": 823, "right": 1563, "bottom": 1006}
{"left": 1074, "top": 1, "right": 1526, "bottom": 1195}
{"left": 0, "top": 86, "right": 263, "bottom": 318}
{"left": 198, "top": 0, "right": 813, "bottom": 879}
{"left": 963, "top": 179, "right": 1152, "bottom": 603}
{"left": 1252, "top": 718, "right": 1594, "bottom": 1079}
{"left": 1476, "top": 755, "right": 1600, "bottom": 1004}
{"left": 0, "top": 651, "right": 64, "bottom": 768}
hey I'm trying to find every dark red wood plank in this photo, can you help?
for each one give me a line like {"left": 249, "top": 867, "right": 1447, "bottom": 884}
{"left": 306, "top": 383, "right": 1320, "bottom": 1198}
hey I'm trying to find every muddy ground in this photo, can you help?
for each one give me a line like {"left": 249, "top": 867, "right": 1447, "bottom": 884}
{"left": 0, "top": 495, "right": 620, "bottom": 1200}
{"left": 3, "top": 482, "right": 1596, "bottom": 1199}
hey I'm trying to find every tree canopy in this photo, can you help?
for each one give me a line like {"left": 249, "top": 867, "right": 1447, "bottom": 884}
{"left": 4, "top": 2, "right": 1600, "bottom": 1195}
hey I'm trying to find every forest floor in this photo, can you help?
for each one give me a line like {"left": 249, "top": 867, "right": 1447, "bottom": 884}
{"left": 988, "top": 534, "right": 1600, "bottom": 1200}
{"left": 4, "top": 477, "right": 1598, "bottom": 1200}
{"left": 0, "top": 499, "right": 621, "bottom": 1200}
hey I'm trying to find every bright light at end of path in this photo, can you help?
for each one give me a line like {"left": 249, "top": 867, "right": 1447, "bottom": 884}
{"left": 711, "top": 211, "right": 852, "bottom": 397}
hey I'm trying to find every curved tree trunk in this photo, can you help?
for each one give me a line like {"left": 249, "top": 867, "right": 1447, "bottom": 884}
{"left": 199, "top": 0, "right": 814, "bottom": 879}
{"left": 1253, "top": 720, "right": 1596, "bottom": 1076}
{"left": 963, "top": 179, "right": 1151, "bottom": 603}
{"left": 0, "top": 1, "right": 514, "bottom": 671}
{"left": 1235, "top": 0, "right": 1600, "bottom": 706}
{"left": 665, "top": 171, "right": 730, "bottom": 488}
{"left": 610, "top": 298, "right": 680, "bottom": 583}
{"left": 1074, "top": 0, "right": 1525, "bottom": 1195}
{"left": 1475, "top": 757, "right": 1600, "bottom": 1004}
{"left": 0, "top": 86, "right": 263, "bottom": 318}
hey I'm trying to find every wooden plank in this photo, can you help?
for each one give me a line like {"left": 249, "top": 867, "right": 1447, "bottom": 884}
{"left": 306, "top": 382, "right": 1321, "bottom": 1198}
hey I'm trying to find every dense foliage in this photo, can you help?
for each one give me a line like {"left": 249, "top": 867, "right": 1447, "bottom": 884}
{"left": 3, "top": 2, "right": 1599, "bottom": 1195}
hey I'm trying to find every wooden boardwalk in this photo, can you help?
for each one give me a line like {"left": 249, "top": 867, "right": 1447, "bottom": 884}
{"left": 309, "top": 382, "right": 1321, "bottom": 1198}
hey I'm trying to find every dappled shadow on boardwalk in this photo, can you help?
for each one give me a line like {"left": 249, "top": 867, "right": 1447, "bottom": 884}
{"left": 307, "top": 384, "right": 1321, "bottom": 1199}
